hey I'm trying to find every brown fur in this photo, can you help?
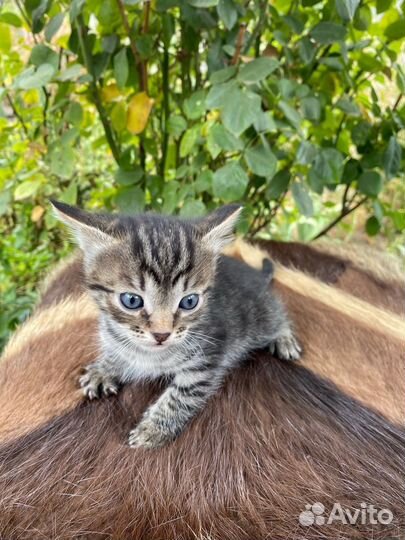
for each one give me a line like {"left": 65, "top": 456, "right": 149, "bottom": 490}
{"left": 226, "top": 238, "right": 405, "bottom": 315}
{"left": 0, "top": 240, "right": 404, "bottom": 539}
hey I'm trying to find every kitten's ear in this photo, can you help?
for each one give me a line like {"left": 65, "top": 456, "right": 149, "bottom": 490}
{"left": 51, "top": 200, "right": 115, "bottom": 262}
{"left": 199, "top": 204, "right": 243, "bottom": 253}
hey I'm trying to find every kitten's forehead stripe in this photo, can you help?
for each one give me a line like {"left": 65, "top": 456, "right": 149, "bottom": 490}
{"left": 128, "top": 217, "right": 196, "bottom": 287}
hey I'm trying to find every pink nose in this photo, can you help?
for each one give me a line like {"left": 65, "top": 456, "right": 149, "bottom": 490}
{"left": 152, "top": 332, "right": 171, "bottom": 344}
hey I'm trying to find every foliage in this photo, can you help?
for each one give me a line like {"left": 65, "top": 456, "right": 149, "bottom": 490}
{"left": 0, "top": 0, "right": 404, "bottom": 348}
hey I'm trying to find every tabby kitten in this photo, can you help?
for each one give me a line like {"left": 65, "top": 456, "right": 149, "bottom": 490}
{"left": 52, "top": 201, "right": 301, "bottom": 449}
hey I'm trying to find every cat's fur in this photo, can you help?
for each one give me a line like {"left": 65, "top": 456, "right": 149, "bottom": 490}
{"left": 52, "top": 201, "right": 301, "bottom": 448}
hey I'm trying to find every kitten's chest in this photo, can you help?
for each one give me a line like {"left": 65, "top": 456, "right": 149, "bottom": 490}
{"left": 115, "top": 345, "right": 187, "bottom": 381}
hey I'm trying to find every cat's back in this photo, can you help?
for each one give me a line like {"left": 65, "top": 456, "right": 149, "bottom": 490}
{"left": 214, "top": 255, "right": 273, "bottom": 297}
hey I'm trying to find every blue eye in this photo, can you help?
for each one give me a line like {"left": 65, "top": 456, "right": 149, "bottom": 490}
{"left": 120, "top": 293, "right": 144, "bottom": 310}
{"left": 179, "top": 294, "right": 199, "bottom": 310}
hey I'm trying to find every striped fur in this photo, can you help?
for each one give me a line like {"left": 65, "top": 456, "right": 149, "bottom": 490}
{"left": 0, "top": 240, "right": 403, "bottom": 539}
{"left": 51, "top": 203, "right": 300, "bottom": 448}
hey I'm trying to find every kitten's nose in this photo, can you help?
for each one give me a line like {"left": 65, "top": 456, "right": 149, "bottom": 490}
{"left": 152, "top": 332, "right": 171, "bottom": 344}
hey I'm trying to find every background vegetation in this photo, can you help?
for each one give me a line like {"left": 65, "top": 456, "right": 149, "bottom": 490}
{"left": 0, "top": 0, "right": 404, "bottom": 350}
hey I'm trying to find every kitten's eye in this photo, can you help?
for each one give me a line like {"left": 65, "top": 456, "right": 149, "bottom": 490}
{"left": 179, "top": 294, "right": 199, "bottom": 310}
{"left": 120, "top": 292, "right": 144, "bottom": 310}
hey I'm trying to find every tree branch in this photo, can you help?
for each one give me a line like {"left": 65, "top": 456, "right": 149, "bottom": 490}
{"left": 231, "top": 23, "right": 247, "bottom": 65}
{"left": 249, "top": 191, "right": 287, "bottom": 237}
{"left": 393, "top": 94, "right": 403, "bottom": 111}
{"left": 160, "top": 45, "right": 170, "bottom": 180}
{"left": 115, "top": 0, "right": 148, "bottom": 93}
{"left": 15, "top": 0, "right": 38, "bottom": 43}
{"left": 4, "top": 90, "right": 29, "bottom": 136}
{"left": 312, "top": 194, "right": 368, "bottom": 240}
{"left": 76, "top": 16, "right": 121, "bottom": 164}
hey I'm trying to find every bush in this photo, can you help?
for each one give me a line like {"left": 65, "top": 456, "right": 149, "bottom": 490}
{"left": 0, "top": 0, "right": 404, "bottom": 348}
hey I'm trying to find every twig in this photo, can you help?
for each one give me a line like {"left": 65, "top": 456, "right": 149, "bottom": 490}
{"left": 231, "top": 24, "right": 247, "bottom": 65}
{"left": 42, "top": 87, "right": 49, "bottom": 143}
{"left": 141, "top": 0, "right": 150, "bottom": 93}
{"left": 161, "top": 46, "right": 170, "bottom": 179}
{"left": 249, "top": 191, "right": 287, "bottom": 237}
{"left": 76, "top": 16, "right": 121, "bottom": 164}
{"left": 312, "top": 194, "right": 368, "bottom": 240}
{"left": 4, "top": 91, "right": 29, "bottom": 136}
{"left": 15, "top": 0, "right": 38, "bottom": 43}
{"left": 115, "top": 0, "right": 147, "bottom": 93}
{"left": 393, "top": 94, "right": 403, "bottom": 111}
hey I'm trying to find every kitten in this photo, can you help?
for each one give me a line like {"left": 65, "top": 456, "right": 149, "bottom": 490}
{"left": 52, "top": 201, "right": 301, "bottom": 449}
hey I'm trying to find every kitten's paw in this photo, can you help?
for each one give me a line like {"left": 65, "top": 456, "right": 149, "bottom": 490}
{"left": 79, "top": 365, "right": 119, "bottom": 400}
{"left": 128, "top": 418, "right": 173, "bottom": 449}
{"left": 269, "top": 334, "right": 301, "bottom": 362}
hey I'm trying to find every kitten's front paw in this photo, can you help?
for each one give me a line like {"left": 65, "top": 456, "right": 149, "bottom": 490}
{"left": 269, "top": 334, "right": 302, "bottom": 362}
{"left": 128, "top": 418, "right": 173, "bottom": 449}
{"left": 79, "top": 364, "right": 119, "bottom": 400}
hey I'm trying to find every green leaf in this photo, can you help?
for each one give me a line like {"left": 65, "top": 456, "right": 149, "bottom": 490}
{"left": 206, "top": 79, "right": 238, "bottom": 109}
{"left": 238, "top": 58, "right": 279, "bottom": 83}
{"left": 14, "top": 179, "right": 42, "bottom": 201}
{"left": 301, "top": 96, "right": 321, "bottom": 121}
{"left": 335, "top": 0, "right": 360, "bottom": 21}
{"left": 162, "top": 181, "right": 180, "bottom": 214}
{"left": 217, "top": 0, "right": 237, "bottom": 29}
{"left": 180, "top": 199, "right": 207, "bottom": 217}
{"left": 254, "top": 111, "right": 277, "bottom": 133}
{"left": 115, "top": 186, "right": 145, "bottom": 214}
{"left": 14, "top": 64, "right": 55, "bottom": 89}
{"left": 353, "top": 5, "right": 371, "bottom": 30}
{"left": 188, "top": 0, "right": 219, "bottom": 6}
{"left": 209, "top": 66, "right": 237, "bottom": 84}
{"left": 308, "top": 148, "right": 344, "bottom": 193}
{"left": 244, "top": 142, "right": 277, "bottom": 178}
{"left": 336, "top": 97, "right": 360, "bottom": 116}
{"left": 319, "top": 57, "right": 344, "bottom": 70}
{"left": 61, "top": 127, "right": 79, "bottom": 146}
{"left": 208, "top": 123, "right": 243, "bottom": 153}
{"left": 278, "top": 100, "right": 302, "bottom": 131}
{"left": 183, "top": 90, "right": 207, "bottom": 120}
{"left": 60, "top": 181, "right": 78, "bottom": 205}
{"left": 221, "top": 88, "right": 262, "bottom": 136}
{"left": 57, "top": 64, "right": 83, "bottom": 81}
{"left": 44, "top": 12, "right": 65, "bottom": 41}
{"left": 376, "top": 0, "right": 392, "bottom": 13}
{"left": 0, "top": 190, "right": 11, "bottom": 216}
{"left": 70, "top": 0, "right": 85, "bottom": 21}
{"left": 385, "top": 20, "right": 405, "bottom": 40}
{"left": 291, "top": 182, "right": 314, "bottom": 216}
{"left": 194, "top": 170, "right": 213, "bottom": 192}
{"left": 298, "top": 37, "right": 316, "bottom": 63}
{"left": 365, "top": 216, "right": 380, "bottom": 236}
{"left": 180, "top": 126, "right": 199, "bottom": 157}
{"left": 114, "top": 48, "right": 129, "bottom": 88}
{"left": 167, "top": 115, "right": 187, "bottom": 138}
{"left": 396, "top": 65, "right": 405, "bottom": 93}
{"left": 358, "top": 171, "right": 383, "bottom": 196}
{"left": 213, "top": 162, "right": 249, "bottom": 201}
{"left": 296, "top": 141, "right": 317, "bottom": 165}
{"left": 384, "top": 136, "right": 402, "bottom": 179}
{"left": 49, "top": 146, "right": 76, "bottom": 179}
{"left": 310, "top": 22, "right": 347, "bottom": 44}
{"left": 0, "top": 23, "right": 11, "bottom": 52}
{"left": 111, "top": 102, "right": 127, "bottom": 132}
{"left": 64, "top": 102, "right": 83, "bottom": 126}
{"left": 30, "top": 44, "right": 59, "bottom": 70}
{"left": 115, "top": 167, "right": 143, "bottom": 186}
{"left": 0, "top": 12, "right": 23, "bottom": 27}
{"left": 267, "top": 169, "right": 290, "bottom": 199}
